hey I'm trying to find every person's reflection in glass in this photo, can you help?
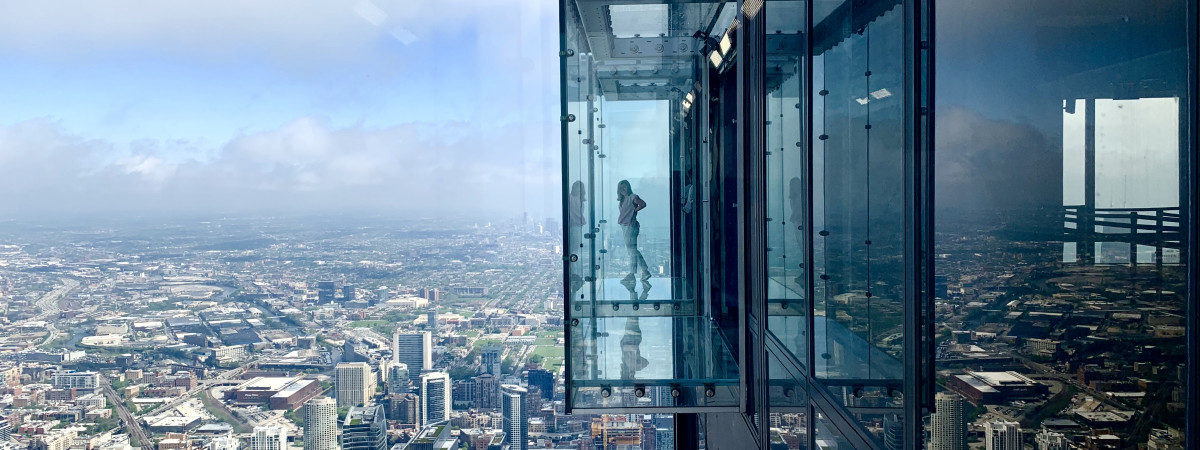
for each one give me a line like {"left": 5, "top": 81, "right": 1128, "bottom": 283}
{"left": 617, "top": 180, "right": 651, "bottom": 284}
{"left": 619, "top": 317, "right": 649, "bottom": 379}
{"left": 568, "top": 181, "right": 586, "bottom": 294}
{"left": 788, "top": 176, "right": 804, "bottom": 287}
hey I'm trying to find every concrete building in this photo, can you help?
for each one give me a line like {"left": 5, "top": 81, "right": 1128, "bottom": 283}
{"left": 419, "top": 371, "right": 451, "bottom": 425}
{"left": 302, "top": 397, "right": 337, "bottom": 450}
{"left": 228, "top": 376, "right": 322, "bottom": 410}
{"left": 474, "top": 373, "right": 501, "bottom": 411}
{"left": 50, "top": 371, "right": 100, "bottom": 390}
{"left": 388, "top": 393, "right": 421, "bottom": 429}
{"left": 250, "top": 426, "right": 286, "bottom": 450}
{"left": 335, "top": 362, "right": 376, "bottom": 407}
{"left": 387, "top": 362, "right": 410, "bottom": 394}
{"left": 501, "top": 385, "right": 528, "bottom": 450}
{"left": 948, "top": 371, "right": 1048, "bottom": 404}
{"left": 340, "top": 405, "right": 387, "bottom": 450}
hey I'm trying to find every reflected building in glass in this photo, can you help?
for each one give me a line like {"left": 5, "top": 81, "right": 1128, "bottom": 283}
{"left": 559, "top": 0, "right": 1197, "bottom": 449}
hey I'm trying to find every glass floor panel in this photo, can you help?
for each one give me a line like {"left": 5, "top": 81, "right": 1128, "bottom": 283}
{"left": 571, "top": 276, "right": 698, "bottom": 317}
{"left": 568, "top": 316, "right": 739, "bottom": 410}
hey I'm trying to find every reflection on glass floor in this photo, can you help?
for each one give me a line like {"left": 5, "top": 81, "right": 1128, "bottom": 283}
{"left": 568, "top": 316, "right": 739, "bottom": 410}
{"left": 814, "top": 316, "right": 902, "bottom": 381}
{"left": 570, "top": 276, "right": 697, "bottom": 317}
{"left": 765, "top": 276, "right": 902, "bottom": 382}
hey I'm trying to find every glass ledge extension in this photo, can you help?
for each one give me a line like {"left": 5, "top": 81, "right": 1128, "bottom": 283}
{"left": 568, "top": 316, "right": 739, "bottom": 410}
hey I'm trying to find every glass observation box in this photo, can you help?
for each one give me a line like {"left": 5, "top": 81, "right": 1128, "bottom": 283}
{"left": 561, "top": 0, "right": 742, "bottom": 412}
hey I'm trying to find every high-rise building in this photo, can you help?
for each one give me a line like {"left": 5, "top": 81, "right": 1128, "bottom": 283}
{"left": 302, "top": 397, "right": 337, "bottom": 450}
{"left": 501, "top": 385, "right": 528, "bottom": 450}
{"left": 0, "top": 419, "right": 11, "bottom": 442}
{"left": 984, "top": 421, "right": 1021, "bottom": 450}
{"left": 250, "top": 426, "right": 286, "bottom": 450}
{"left": 419, "top": 371, "right": 451, "bottom": 425}
{"left": 335, "top": 362, "right": 375, "bottom": 407}
{"left": 480, "top": 346, "right": 502, "bottom": 376}
{"left": 394, "top": 332, "right": 432, "bottom": 384}
{"left": 387, "top": 362, "right": 410, "bottom": 394}
{"left": 1034, "top": 429, "right": 1070, "bottom": 450}
{"left": 342, "top": 284, "right": 356, "bottom": 302}
{"left": 474, "top": 373, "right": 500, "bottom": 410}
{"left": 341, "top": 405, "right": 387, "bottom": 450}
{"left": 317, "top": 281, "right": 336, "bottom": 304}
{"left": 930, "top": 393, "right": 966, "bottom": 450}
{"left": 526, "top": 369, "right": 553, "bottom": 400}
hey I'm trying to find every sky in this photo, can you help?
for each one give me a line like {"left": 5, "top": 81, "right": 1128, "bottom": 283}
{"left": 0, "top": 0, "right": 561, "bottom": 220}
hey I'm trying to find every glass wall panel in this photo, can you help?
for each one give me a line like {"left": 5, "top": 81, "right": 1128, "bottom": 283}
{"left": 934, "top": 1, "right": 1190, "bottom": 448}
{"left": 808, "top": 0, "right": 907, "bottom": 444}
{"left": 765, "top": 0, "right": 810, "bottom": 374}
{"left": 562, "top": 0, "right": 742, "bottom": 411}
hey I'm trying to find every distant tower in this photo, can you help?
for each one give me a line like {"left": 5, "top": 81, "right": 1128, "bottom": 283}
{"left": 501, "top": 385, "right": 528, "bottom": 450}
{"left": 426, "top": 309, "right": 438, "bottom": 329}
{"left": 930, "top": 392, "right": 967, "bottom": 450}
{"left": 317, "top": 281, "right": 336, "bottom": 304}
{"left": 342, "top": 284, "right": 356, "bottom": 302}
{"left": 394, "top": 332, "right": 433, "bottom": 384}
{"left": 250, "top": 426, "right": 286, "bottom": 450}
{"left": 984, "top": 421, "right": 1021, "bottom": 450}
{"left": 526, "top": 369, "right": 554, "bottom": 400}
{"left": 341, "top": 405, "right": 387, "bottom": 450}
{"left": 303, "top": 397, "right": 337, "bottom": 450}
{"left": 387, "top": 362, "right": 410, "bottom": 394}
{"left": 419, "top": 371, "right": 451, "bottom": 425}
{"left": 335, "top": 362, "right": 376, "bottom": 407}
{"left": 480, "top": 347, "right": 502, "bottom": 376}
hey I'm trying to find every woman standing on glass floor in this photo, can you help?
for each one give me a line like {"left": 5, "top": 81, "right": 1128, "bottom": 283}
{"left": 617, "top": 179, "right": 651, "bottom": 283}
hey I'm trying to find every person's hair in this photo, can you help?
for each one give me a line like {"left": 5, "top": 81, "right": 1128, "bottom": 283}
{"left": 617, "top": 180, "right": 632, "bottom": 202}
{"left": 570, "top": 180, "right": 585, "bottom": 198}
{"left": 789, "top": 177, "right": 803, "bottom": 198}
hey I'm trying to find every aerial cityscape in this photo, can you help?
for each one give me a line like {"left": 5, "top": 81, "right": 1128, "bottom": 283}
{"left": 0, "top": 215, "right": 671, "bottom": 450}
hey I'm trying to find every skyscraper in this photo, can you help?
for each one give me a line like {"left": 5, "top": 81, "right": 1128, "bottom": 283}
{"left": 341, "top": 405, "right": 387, "bottom": 450}
{"left": 335, "top": 362, "right": 376, "bottom": 407}
{"left": 250, "top": 426, "right": 286, "bottom": 450}
{"left": 302, "top": 397, "right": 337, "bottom": 450}
{"left": 984, "top": 421, "right": 1021, "bottom": 450}
{"left": 501, "top": 385, "right": 528, "bottom": 450}
{"left": 419, "top": 371, "right": 451, "bottom": 425}
{"left": 342, "top": 284, "right": 356, "bottom": 302}
{"left": 930, "top": 393, "right": 966, "bottom": 450}
{"left": 394, "top": 332, "right": 432, "bottom": 384}
{"left": 480, "top": 346, "right": 502, "bottom": 376}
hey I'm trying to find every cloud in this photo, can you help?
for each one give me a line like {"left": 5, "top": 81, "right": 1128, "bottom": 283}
{"left": 0, "top": 116, "right": 560, "bottom": 218}
{"left": 0, "top": 1, "right": 557, "bottom": 70}
{"left": 935, "top": 106, "right": 1062, "bottom": 213}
